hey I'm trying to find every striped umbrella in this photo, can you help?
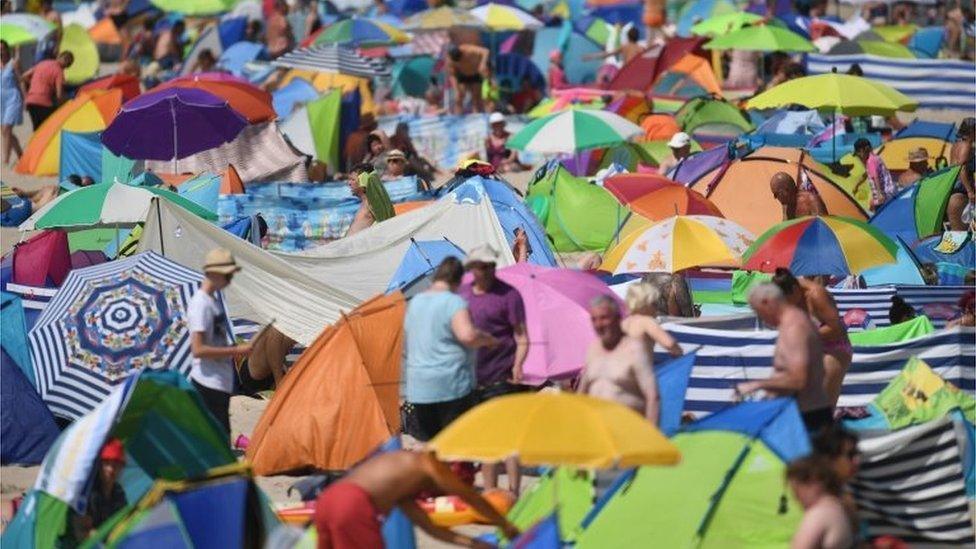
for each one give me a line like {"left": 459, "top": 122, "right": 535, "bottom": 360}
{"left": 469, "top": 3, "right": 542, "bottom": 31}
{"left": 28, "top": 251, "right": 234, "bottom": 419}
{"left": 507, "top": 109, "right": 642, "bottom": 154}
{"left": 272, "top": 44, "right": 391, "bottom": 78}
{"left": 314, "top": 16, "right": 410, "bottom": 47}
{"left": 743, "top": 216, "right": 898, "bottom": 276}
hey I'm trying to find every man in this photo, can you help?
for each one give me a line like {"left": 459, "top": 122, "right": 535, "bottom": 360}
{"left": 315, "top": 450, "right": 520, "bottom": 549}
{"left": 39, "top": 0, "right": 62, "bottom": 56}
{"left": 153, "top": 19, "right": 185, "bottom": 70}
{"left": 343, "top": 113, "right": 377, "bottom": 172}
{"left": 382, "top": 149, "right": 407, "bottom": 181}
{"left": 770, "top": 172, "right": 826, "bottom": 221}
{"left": 446, "top": 44, "right": 489, "bottom": 114}
{"left": 584, "top": 26, "right": 646, "bottom": 65}
{"left": 189, "top": 249, "right": 251, "bottom": 435}
{"left": 897, "top": 147, "right": 931, "bottom": 188}
{"left": 266, "top": 0, "right": 294, "bottom": 58}
{"left": 578, "top": 295, "right": 659, "bottom": 424}
{"left": 345, "top": 164, "right": 394, "bottom": 236}
{"left": 737, "top": 283, "right": 832, "bottom": 434}
{"left": 657, "top": 131, "right": 692, "bottom": 177}
{"left": 22, "top": 51, "right": 73, "bottom": 129}
{"left": 852, "top": 138, "right": 895, "bottom": 211}
{"left": 947, "top": 117, "right": 975, "bottom": 231}
{"left": 460, "top": 244, "right": 528, "bottom": 494}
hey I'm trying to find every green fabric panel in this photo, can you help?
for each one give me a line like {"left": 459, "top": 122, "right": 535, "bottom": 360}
{"left": 914, "top": 166, "right": 960, "bottom": 238}
{"left": 731, "top": 271, "right": 772, "bottom": 304}
{"left": 307, "top": 90, "right": 341, "bottom": 169}
{"left": 677, "top": 99, "right": 753, "bottom": 134}
{"left": 362, "top": 171, "right": 395, "bottom": 222}
{"left": 36, "top": 492, "right": 71, "bottom": 549}
{"left": 37, "top": 183, "right": 112, "bottom": 228}
{"left": 693, "top": 289, "right": 733, "bottom": 305}
{"left": 101, "top": 149, "right": 135, "bottom": 185}
{"left": 871, "top": 357, "right": 976, "bottom": 429}
{"left": 143, "top": 188, "right": 217, "bottom": 221}
{"left": 507, "top": 467, "right": 594, "bottom": 541}
{"left": 578, "top": 432, "right": 799, "bottom": 548}
{"left": 1, "top": 490, "right": 41, "bottom": 548}
{"left": 547, "top": 168, "right": 626, "bottom": 252}
{"left": 848, "top": 316, "right": 934, "bottom": 346}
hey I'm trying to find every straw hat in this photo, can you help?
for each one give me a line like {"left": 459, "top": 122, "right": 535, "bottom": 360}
{"left": 465, "top": 244, "right": 500, "bottom": 266}
{"left": 907, "top": 147, "right": 929, "bottom": 163}
{"left": 386, "top": 149, "right": 406, "bottom": 161}
{"left": 203, "top": 248, "right": 241, "bottom": 275}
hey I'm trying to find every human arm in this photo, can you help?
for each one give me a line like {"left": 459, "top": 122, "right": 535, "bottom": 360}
{"left": 54, "top": 69, "right": 65, "bottom": 103}
{"left": 808, "top": 287, "right": 846, "bottom": 343}
{"left": 790, "top": 511, "right": 825, "bottom": 549}
{"left": 510, "top": 322, "right": 528, "bottom": 383}
{"left": 423, "top": 454, "right": 521, "bottom": 540}
{"left": 397, "top": 500, "right": 494, "bottom": 548}
{"left": 191, "top": 332, "right": 251, "bottom": 360}
{"left": 633, "top": 343, "right": 660, "bottom": 424}
{"left": 736, "top": 323, "right": 809, "bottom": 396}
{"left": 637, "top": 316, "right": 682, "bottom": 356}
{"left": 450, "top": 308, "right": 496, "bottom": 348}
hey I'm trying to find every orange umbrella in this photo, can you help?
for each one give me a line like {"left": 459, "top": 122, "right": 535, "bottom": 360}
{"left": 155, "top": 76, "right": 275, "bottom": 123}
{"left": 79, "top": 73, "right": 141, "bottom": 102}
{"left": 604, "top": 173, "right": 723, "bottom": 220}
{"left": 640, "top": 114, "right": 680, "bottom": 141}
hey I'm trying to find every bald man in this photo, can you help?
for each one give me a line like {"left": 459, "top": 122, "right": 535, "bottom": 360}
{"left": 770, "top": 172, "right": 827, "bottom": 221}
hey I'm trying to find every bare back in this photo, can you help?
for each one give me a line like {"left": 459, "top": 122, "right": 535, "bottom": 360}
{"left": 773, "top": 307, "right": 829, "bottom": 411}
{"left": 791, "top": 496, "right": 854, "bottom": 549}
{"left": 341, "top": 452, "right": 440, "bottom": 512}
{"left": 796, "top": 190, "right": 827, "bottom": 217}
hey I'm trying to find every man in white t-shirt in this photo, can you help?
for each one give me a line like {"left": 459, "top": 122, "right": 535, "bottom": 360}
{"left": 188, "top": 248, "right": 251, "bottom": 435}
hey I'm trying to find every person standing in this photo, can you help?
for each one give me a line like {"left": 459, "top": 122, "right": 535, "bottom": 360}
{"left": 21, "top": 51, "right": 73, "bottom": 129}
{"left": 1, "top": 40, "right": 24, "bottom": 166}
{"left": 736, "top": 283, "right": 832, "bottom": 434}
{"left": 657, "top": 131, "right": 692, "bottom": 177}
{"left": 188, "top": 249, "right": 251, "bottom": 435}
{"left": 852, "top": 138, "right": 896, "bottom": 211}
{"left": 459, "top": 244, "right": 528, "bottom": 494}
{"left": 769, "top": 172, "right": 827, "bottom": 221}
{"left": 622, "top": 282, "right": 683, "bottom": 358}
{"left": 266, "top": 0, "right": 295, "bottom": 59}
{"left": 152, "top": 19, "right": 185, "bottom": 71}
{"left": 446, "top": 44, "right": 489, "bottom": 114}
{"left": 403, "top": 257, "right": 497, "bottom": 441}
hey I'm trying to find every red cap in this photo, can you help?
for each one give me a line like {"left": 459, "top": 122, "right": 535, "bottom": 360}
{"left": 99, "top": 438, "right": 126, "bottom": 464}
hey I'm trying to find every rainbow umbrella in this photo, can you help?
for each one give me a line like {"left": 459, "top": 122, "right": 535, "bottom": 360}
{"left": 403, "top": 6, "right": 485, "bottom": 30}
{"left": 742, "top": 216, "right": 898, "bottom": 276}
{"left": 314, "top": 17, "right": 410, "bottom": 48}
{"left": 507, "top": 109, "right": 641, "bottom": 154}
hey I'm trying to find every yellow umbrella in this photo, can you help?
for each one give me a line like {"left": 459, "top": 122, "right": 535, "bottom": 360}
{"left": 429, "top": 392, "right": 680, "bottom": 468}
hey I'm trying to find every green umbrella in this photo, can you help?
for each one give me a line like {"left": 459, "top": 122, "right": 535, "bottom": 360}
{"left": 690, "top": 12, "right": 764, "bottom": 37}
{"left": 0, "top": 14, "right": 54, "bottom": 46}
{"left": 149, "top": 0, "right": 236, "bottom": 15}
{"left": 747, "top": 72, "right": 917, "bottom": 116}
{"left": 507, "top": 109, "right": 642, "bottom": 154}
{"left": 827, "top": 39, "right": 915, "bottom": 59}
{"left": 0, "top": 21, "right": 37, "bottom": 46}
{"left": 704, "top": 24, "right": 815, "bottom": 52}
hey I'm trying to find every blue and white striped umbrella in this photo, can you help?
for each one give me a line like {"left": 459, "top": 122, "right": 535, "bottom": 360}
{"left": 271, "top": 44, "right": 391, "bottom": 78}
{"left": 28, "top": 251, "right": 233, "bottom": 420}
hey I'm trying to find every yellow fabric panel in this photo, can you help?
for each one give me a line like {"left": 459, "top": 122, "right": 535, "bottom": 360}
{"left": 36, "top": 102, "right": 108, "bottom": 175}
{"left": 60, "top": 23, "right": 99, "bottom": 85}
{"left": 878, "top": 137, "right": 952, "bottom": 172}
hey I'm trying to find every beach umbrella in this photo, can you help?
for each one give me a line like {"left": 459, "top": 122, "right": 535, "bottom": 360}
{"left": 149, "top": 0, "right": 236, "bottom": 15}
{"left": 271, "top": 44, "right": 391, "bottom": 78}
{"left": 78, "top": 73, "right": 141, "bottom": 102}
{"left": 27, "top": 252, "right": 232, "bottom": 419}
{"left": 0, "top": 14, "right": 54, "bottom": 45}
{"left": 403, "top": 6, "right": 484, "bottom": 30}
{"left": 675, "top": 0, "right": 738, "bottom": 37}
{"left": 826, "top": 39, "right": 915, "bottom": 58}
{"left": 60, "top": 23, "right": 100, "bottom": 85}
{"left": 603, "top": 173, "right": 723, "bottom": 220}
{"left": 314, "top": 16, "right": 410, "bottom": 47}
{"left": 603, "top": 215, "right": 754, "bottom": 274}
{"left": 743, "top": 216, "right": 898, "bottom": 276}
{"left": 490, "top": 263, "right": 624, "bottom": 383}
{"left": 469, "top": 2, "right": 542, "bottom": 31}
{"left": 155, "top": 75, "right": 276, "bottom": 123}
{"left": 747, "top": 73, "right": 917, "bottom": 116}
{"left": 19, "top": 182, "right": 216, "bottom": 231}
{"left": 429, "top": 391, "right": 681, "bottom": 467}
{"left": 689, "top": 12, "right": 763, "bottom": 37}
{"left": 508, "top": 110, "right": 642, "bottom": 154}
{"left": 102, "top": 88, "right": 247, "bottom": 170}
{"left": 704, "top": 24, "right": 815, "bottom": 52}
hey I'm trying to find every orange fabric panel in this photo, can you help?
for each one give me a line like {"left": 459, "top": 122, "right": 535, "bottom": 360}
{"left": 640, "top": 114, "right": 680, "bottom": 141}
{"left": 88, "top": 18, "right": 121, "bottom": 45}
{"left": 88, "top": 88, "right": 123, "bottom": 123}
{"left": 670, "top": 54, "right": 722, "bottom": 95}
{"left": 154, "top": 80, "right": 276, "bottom": 123}
{"left": 221, "top": 164, "right": 245, "bottom": 194}
{"left": 247, "top": 293, "right": 405, "bottom": 475}
{"left": 394, "top": 200, "right": 432, "bottom": 215}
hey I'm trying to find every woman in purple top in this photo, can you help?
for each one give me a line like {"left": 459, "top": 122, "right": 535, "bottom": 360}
{"left": 459, "top": 244, "right": 528, "bottom": 495}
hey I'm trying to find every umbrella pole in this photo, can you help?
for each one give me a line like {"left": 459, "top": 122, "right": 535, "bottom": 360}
{"left": 115, "top": 223, "right": 120, "bottom": 257}
{"left": 171, "top": 100, "right": 179, "bottom": 174}
{"left": 832, "top": 110, "right": 837, "bottom": 163}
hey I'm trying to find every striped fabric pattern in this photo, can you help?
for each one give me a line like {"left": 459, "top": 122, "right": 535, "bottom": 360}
{"left": 232, "top": 318, "right": 304, "bottom": 366}
{"left": 28, "top": 252, "right": 222, "bottom": 420}
{"left": 806, "top": 54, "right": 976, "bottom": 111}
{"left": 851, "top": 418, "right": 975, "bottom": 545}
{"left": 653, "top": 325, "right": 975, "bottom": 416}
{"left": 831, "top": 285, "right": 971, "bottom": 329}
{"left": 272, "top": 44, "right": 391, "bottom": 78}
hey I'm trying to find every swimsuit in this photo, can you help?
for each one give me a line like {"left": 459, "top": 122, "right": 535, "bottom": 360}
{"left": 315, "top": 482, "right": 385, "bottom": 549}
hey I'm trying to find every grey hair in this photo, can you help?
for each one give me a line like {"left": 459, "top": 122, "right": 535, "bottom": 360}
{"left": 626, "top": 282, "right": 660, "bottom": 315}
{"left": 590, "top": 294, "right": 620, "bottom": 315}
{"left": 748, "top": 283, "right": 784, "bottom": 305}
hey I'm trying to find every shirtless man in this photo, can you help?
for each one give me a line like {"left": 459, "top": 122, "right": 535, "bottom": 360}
{"left": 786, "top": 456, "right": 854, "bottom": 549}
{"left": 446, "top": 44, "right": 489, "bottom": 114}
{"left": 584, "top": 26, "right": 646, "bottom": 65}
{"left": 770, "top": 172, "right": 826, "bottom": 221}
{"left": 314, "top": 450, "right": 520, "bottom": 548}
{"left": 772, "top": 269, "right": 851, "bottom": 407}
{"left": 947, "top": 117, "right": 975, "bottom": 231}
{"left": 897, "top": 147, "right": 931, "bottom": 188}
{"left": 737, "top": 283, "right": 832, "bottom": 434}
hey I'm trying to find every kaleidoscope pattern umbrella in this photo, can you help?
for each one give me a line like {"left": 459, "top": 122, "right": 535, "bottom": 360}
{"left": 603, "top": 174, "right": 723, "bottom": 221}
{"left": 507, "top": 109, "right": 642, "bottom": 154}
{"left": 690, "top": 12, "right": 763, "bottom": 37}
{"left": 604, "top": 215, "right": 754, "bottom": 274}
{"left": 155, "top": 76, "right": 276, "bottom": 123}
{"left": 742, "top": 216, "right": 898, "bottom": 276}
{"left": 27, "top": 252, "right": 234, "bottom": 419}
{"left": 704, "top": 24, "right": 815, "bottom": 52}
{"left": 314, "top": 17, "right": 410, "bottom": 47}
{"left": 0, "top": 14, "right": 55, "bottom": 45}
{"left": 402, "top": 6, "right": 484, "bottom": 30}
{"left": 470, "top": 3, "right": 542, "bottom": 30}
{"left": 747, "top": 73, "right": 918, "bottom": 116}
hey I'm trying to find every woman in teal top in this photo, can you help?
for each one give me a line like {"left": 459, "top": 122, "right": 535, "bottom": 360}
{"left": 403, "top": 257, "right": 496, "bottom": 441}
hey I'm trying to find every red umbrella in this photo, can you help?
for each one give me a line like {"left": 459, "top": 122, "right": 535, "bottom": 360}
{"left": 78, "top": 73, "right": 141, "bottom": 102}
{"left": 155, "top": 74, "right": 275, "bottom": 123}
{"left": 604, "top": 173, "right": 723, "bottom": 220}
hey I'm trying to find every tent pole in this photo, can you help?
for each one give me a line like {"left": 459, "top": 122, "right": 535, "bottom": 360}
{"left": 156, "top": 198, "right": 166, "bottom": 256}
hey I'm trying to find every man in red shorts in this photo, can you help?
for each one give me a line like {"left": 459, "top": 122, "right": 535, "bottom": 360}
{"left": 315, "top": 450, "right": 520, "bottom": 548}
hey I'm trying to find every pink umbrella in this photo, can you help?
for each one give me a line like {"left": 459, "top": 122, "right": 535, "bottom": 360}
{"left": 494, "top": 263, "right": 626, "bottom": 384}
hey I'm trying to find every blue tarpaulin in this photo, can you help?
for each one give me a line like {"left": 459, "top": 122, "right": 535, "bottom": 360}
{"left": 59, "top": 130, "right": 102, "bottom": 182}
{"left": 272, "top": 77, "right": 319, "bottom": 118}
{"left": 387, "top": 239, "right": 466, "bottom": 296}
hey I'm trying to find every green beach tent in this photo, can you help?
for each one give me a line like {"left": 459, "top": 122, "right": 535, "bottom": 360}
{"left": 675, "top": 96, "right": 754, "bottom": 136}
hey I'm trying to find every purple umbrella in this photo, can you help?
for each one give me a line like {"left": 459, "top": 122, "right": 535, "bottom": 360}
{"left": 102, "top": 88, "right": 247, "bottom": 171}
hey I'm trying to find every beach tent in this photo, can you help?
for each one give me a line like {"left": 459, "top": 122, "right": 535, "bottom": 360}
{"left": 59, "top": 130, "right": 136, "bottom": 185}
{"left": 180, "top": 25, "right": 223, "bottom": 77}
{"left": 577, "top": 398, "right": 810, "bottom": 548}
{"left": 16, "top": 89, "right": 122, "bottom": 176}
{"left": 607, "top": 38, "right": 705, "bottom": 93}
{"left": 271, "top": 77, "right": 319, "bottom": 118}
{"left": 869, "top": 166, "right": 959, "bottom": 244}
{"left": 8, "top": 230, "right": 71, "bottom": 288}
{"left": 877, "top": 120, "right": 955, "bottom": 172}
{"left": 688, "top": 146, "right": 867, "bottom": 235}
{"left": 1, "top": 293, "right": 59, "bottom": 466}
{"left": 1, "top": 370, "right": 237, "bottom": 549}
{"left": 78, "top": 73, "right": 141, "bottom": 103}
{"left": 247, "top": 293, "right": 405, "bottom": 475}
{"left": 218, "top": 40, "right": 267, "bottom": 77}
{"left": 59, "top": 23, "right": 99, "bottom": 85}
{"left": 531, "top": 27, "right": 603, "bottom": 85}
{"left": 651, "top": 54, "right": 722, "bottom": 99}
{"left": 387, "top": 239, "right": 466, "bottom": 296}
{"left": 674, "top": 96, "right": 753, "bottom": 144}
{"left": 525, "top": 163, "right": 627, "bottom": 252}
{"left": 906, "top": 26, "right": 945, "bottom": 59}
{"left": 495, "top": 52, "right": 546, "bottom": 93}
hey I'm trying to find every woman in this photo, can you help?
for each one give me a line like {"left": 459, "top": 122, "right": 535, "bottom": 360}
{"left": 786, "top": 456, "right": 854, "bottom": 549}
{"left": 403, "top": 257, "right": 497, "bottom": 441}
{"left": 772, "top": 268, "right": 852, "bottom": 406}
{"left": 485, "top": 112, "right": 525, "bottom": 173}
{"left": 622, "top": 282, "right": 683, "bottom": 358}
{"left": 390, "top": 122, "right": 437, "bottom": 186}
{"left": 1, "top": 40, "right": 23, "bottom": 166}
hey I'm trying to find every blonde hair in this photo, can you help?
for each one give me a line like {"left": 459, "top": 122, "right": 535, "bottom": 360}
{"left": 626, "top": 282, "right": 661, "bottom": 315}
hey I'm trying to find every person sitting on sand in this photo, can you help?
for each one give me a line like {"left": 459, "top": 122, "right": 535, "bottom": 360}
{"left": 770, "top": 172, "right": 826, "bottom": 221}
{"left": 786, "top": 456, "right": 854, "bottom": 549}
{"left": 314, "top": 450, "right": 520, "bottom": 548}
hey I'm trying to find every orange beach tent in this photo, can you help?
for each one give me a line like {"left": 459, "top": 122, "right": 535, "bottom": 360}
{"left": 246, "top": 293, "right": 405, "bottom": 475}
